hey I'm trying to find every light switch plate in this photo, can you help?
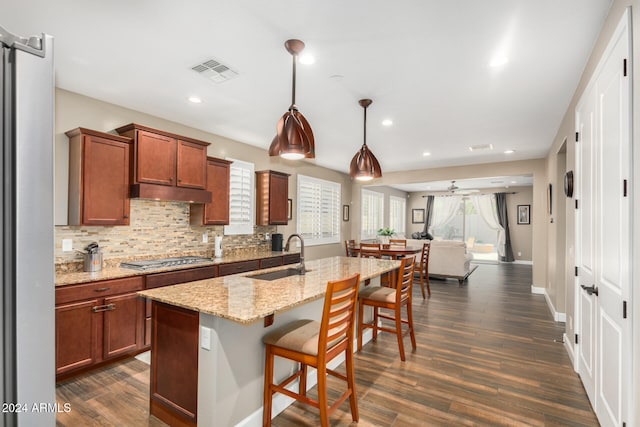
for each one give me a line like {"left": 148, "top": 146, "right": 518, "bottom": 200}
{"left": 200, "top": 326, "right": 211, "bottom": 350}
{"left": 62, "top": 239, "right": 73, "bottom": 252}
{"left": 202, "top": 233, "right": 208, "bottom": 243}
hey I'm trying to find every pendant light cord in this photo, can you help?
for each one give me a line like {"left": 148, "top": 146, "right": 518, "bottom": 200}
{"left": 291, "top": 53, "right": 297, "bottom": 108}
{"left": 363, "top": 104, "right": 367, "bottom": 146}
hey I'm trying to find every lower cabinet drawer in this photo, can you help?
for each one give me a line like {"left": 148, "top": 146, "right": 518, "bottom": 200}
{"left": 283, "top": 253, "right": 301, "bottom": 265}
{"left": 218, "top": 260, "right": 260, "bottom": 276}
{"left": 56, "top": 276, "right": 144, "bottom": 305}
{"left": 260, "top": 256, "right": 283, "bottom": 269}
{"left": 146, "top": 265, "right": 218, "bottom": 289}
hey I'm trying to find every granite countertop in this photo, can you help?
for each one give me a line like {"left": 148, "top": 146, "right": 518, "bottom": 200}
{"left": 55, "top": 251, "right": 296, "bottom": 287}
{"left": 138, "top": 256, "right": 400, "bottom": 324}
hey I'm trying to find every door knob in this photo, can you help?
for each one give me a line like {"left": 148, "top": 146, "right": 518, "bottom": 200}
{"left": 581, "top": 284, "right": 599, "bottom": 296}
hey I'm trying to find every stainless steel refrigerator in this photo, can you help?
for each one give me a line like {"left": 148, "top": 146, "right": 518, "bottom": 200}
{"left": 1, "top": 26, "right": 55, "bottom": 426}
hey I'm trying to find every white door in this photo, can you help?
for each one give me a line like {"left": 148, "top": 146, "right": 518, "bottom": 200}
{"left": 575, "top": 81, "right": 596, "bottom": 404}
{"left": 575, "top": 9, "right": 631, "bottom": 427}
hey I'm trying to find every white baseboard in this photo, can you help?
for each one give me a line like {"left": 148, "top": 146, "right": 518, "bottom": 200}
{"left": 531, "top": 286, "right": 545, "bottom": 294}
{"left": 237, "top": 328, "right": 375, "bottom": 427}
{"left": 563, "top": 332, "right": 576, "bottom": 369}
{"left": 542, "top": 288, "right": 566, "bottom": 323}
{"left": 513, "top": 260, "right": 533, "bottom": 265}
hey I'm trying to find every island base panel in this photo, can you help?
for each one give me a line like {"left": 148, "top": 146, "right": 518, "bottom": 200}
{"left": 150, "top": 302, "right": 199, "bottom": 426}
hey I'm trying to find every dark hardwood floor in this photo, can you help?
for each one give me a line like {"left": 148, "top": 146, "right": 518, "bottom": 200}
{"left": 56, "top": 263, "right": 598, "bottom": 426}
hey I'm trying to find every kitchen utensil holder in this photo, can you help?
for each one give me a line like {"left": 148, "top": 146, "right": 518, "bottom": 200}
{"left": 83, "top": 252, "right": 103, "bottom": 272}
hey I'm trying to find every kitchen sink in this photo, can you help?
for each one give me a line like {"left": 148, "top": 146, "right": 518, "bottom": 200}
{"left": 248, "top": 268, "right": 310, "bottom": 281}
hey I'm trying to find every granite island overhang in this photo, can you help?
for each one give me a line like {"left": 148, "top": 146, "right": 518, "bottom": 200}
{"left": 137, "top": 256, "right": 401, "bottom": 427}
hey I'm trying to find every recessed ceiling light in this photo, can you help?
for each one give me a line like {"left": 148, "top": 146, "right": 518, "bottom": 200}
{"left": 469, "top": 143, "right": 494, "bottom": 151}
{"left": 382, "top": 119, "right": 393, "bottom": 126}
{"left": 188, "top": 96, "right": 202, "bottom": 104}
{"left": 504, "top": 149, "right": 515, "bottom": 154}
{"left": 299, "top": 53, "right": 315, "bottom": 65}
{"left": 489, "top": 56, "right": 508, "bottom": 67}
{"left": 422, "top": 151, "right": 431, "bottom": 156}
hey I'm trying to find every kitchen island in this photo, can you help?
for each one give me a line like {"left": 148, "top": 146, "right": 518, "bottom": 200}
{"left": 138, "top": 256, "right": 400, "bottom": 427}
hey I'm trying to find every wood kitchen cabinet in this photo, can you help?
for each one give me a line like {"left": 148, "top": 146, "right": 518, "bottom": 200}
{"left": 55, "top": 276, "right": 145, "bottom": 379}
{"left": 190, "top": 157, "right": 232, "bottom": 225}
{"left": 256, "top": 170, "right": 290, "bottom": 225}
{"left": 143, "top": 266, "right": 218, "bottom": 348}
{"left": 66, "top": 128, "right": 132, "bottom": 226}
{"left": 115, "top": 123, "right": 211, "bottom": 203}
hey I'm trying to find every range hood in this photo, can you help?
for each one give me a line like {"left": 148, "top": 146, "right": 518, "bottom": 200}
{"left": 130, "top": 183, "right": 211, "bottom": 204}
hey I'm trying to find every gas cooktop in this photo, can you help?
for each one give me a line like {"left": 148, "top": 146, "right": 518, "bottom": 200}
{"left": 120, "top": 256, "right": 211, "bottom": 271}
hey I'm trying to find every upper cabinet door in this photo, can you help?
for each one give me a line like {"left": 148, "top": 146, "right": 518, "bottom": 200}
{"left": 256, "top": 170, "right": 290, "bottom": 225}
{"left": 176, "top": 140, "right": 207, "bottom": 189}
{"left": 66, "top": 127, "right": 132, "bottom": 226}
{"left": 136, "top": 130, "right": 176, "bottom": 186}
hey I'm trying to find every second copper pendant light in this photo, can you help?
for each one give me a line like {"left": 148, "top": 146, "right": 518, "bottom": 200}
{"left": 350, "top": 99, "right": 382, "bottom": 181}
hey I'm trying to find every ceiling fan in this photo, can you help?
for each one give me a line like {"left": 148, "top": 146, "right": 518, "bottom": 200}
{"left": 447, "top": 180, "right": 479, "bottom": 195}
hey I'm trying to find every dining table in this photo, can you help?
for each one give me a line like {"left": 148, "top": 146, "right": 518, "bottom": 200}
{"left": 351, "top": 244, "right": 423, "bottom": 259}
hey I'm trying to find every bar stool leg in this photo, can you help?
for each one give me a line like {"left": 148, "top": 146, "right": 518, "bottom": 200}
{"left": 345, "top": 349, "right": 359, "bottom": 421}
{"left": 372, "top": 307, "right": 379, "bottom": 341}
{"left": 395, "top": 306, "right": 406, "bottom": 361}
{"left": 317, "top": 365, "right": 329, "bottom": 427}
{"left": 357, "top": 300, "right": 364, "bottom": 352}
{"left": 263, "top": 345, "right": 274, "bottom": 426}
{"left": 299, "top": 363, "right": 307, "bottom": 396}
{"left": 408, "top": 304, "right": 417, "bottom": 350}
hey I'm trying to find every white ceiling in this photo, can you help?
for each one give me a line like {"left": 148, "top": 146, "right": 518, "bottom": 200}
{"left": 389, "top": 175, "right": 533, "bottom": 193}
{"left": 5, "top": 1, "right": 611, "bottom": 175}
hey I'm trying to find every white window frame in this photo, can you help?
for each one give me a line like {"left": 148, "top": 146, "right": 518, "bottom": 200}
{"left": 361, "top": 189, "right": 384, "bottom": 240}
{"left": 389, "top": 195, "right": 406, "bottom": 235}
{"left": 224, "top": 158, "right": 254, "bottom": 235}
{"left": 296, "top": 174, "right": 341, "bottom": 246}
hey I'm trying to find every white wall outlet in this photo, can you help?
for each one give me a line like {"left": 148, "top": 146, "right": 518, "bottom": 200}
{"left": 265, "top": 232, "right": 270, "bottom": 241}
{"left": 202, "top": 233, "right": 208, "bottom": 243}
{"left": 518, "top": 251, "right": 522, "bottom": 257}
{"left": 62, "top": 239, "right": 73, "bottom": 252}
{"left": 200, "top": 326, "right": 211, "bottom": 350}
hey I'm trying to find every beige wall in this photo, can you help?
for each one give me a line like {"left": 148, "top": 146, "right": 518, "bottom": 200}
{"left": 54, "top": 89, "right": 352, "bottom": 263}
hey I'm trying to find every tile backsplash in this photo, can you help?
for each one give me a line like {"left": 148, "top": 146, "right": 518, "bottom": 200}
{"left": 55, "top": 199, "right": 276, "bottom": 273}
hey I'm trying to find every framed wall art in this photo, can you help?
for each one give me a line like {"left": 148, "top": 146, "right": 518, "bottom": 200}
{"left": 517, "top": 204, "right": 530, "bottom": 225}
{"left": 412, "top": 208, "right": 425, "bottom": 224}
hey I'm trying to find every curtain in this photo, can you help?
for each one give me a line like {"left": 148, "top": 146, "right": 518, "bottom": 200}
{"left": 470, "top": 194, "right": 505, "bottom": 257}
{"left": 495, "top": 193, "right": 515, "bottom": 262}
{"left": 423, "top": 195, "right": 434, "bottom": 235}
{"left": 429, "top": 195, "right": 462, "bottom": 233}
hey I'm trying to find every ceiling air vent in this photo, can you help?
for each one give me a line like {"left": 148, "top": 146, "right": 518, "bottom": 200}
{"left": 468, "top": 143, "right": 494, "bottom": 152}
{"left": 191, "top": 58, "right": 238, "bottom": 83}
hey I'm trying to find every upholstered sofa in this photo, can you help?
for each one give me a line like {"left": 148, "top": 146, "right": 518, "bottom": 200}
{"left": 404, "top": 238, "right": 477, "bottom": 284}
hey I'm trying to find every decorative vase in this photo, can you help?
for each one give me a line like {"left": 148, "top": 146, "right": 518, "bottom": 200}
{"left": 379, "top": 235, "right": 390, "bottom": 245}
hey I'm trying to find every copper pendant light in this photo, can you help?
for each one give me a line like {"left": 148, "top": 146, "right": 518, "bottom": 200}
{"left": 269, "top": 39, "right": 315, "bottom": 160}
{"left": 350, "top": 99, "right": 382, "bottom": 181}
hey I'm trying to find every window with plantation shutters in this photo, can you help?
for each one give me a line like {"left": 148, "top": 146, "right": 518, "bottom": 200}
{"left": 224, "top": 158, "right": 254, "bottom": 235}
{"left": 361, "top": 189, "right": 384, "bottom": 240}
{"left": 296, "top": 175, "right": 341, "bottom": 246}
{"left": 389, "top": 195, "right": 406, "bottom": 235}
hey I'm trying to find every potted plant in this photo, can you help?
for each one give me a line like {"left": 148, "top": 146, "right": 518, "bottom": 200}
{"left": 377, "top": 227, "right": 395, "bottom": 245}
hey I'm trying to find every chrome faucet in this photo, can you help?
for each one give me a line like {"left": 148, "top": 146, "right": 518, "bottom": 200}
{"left": 284, "top": 234, "right": 306, "bottom": 274}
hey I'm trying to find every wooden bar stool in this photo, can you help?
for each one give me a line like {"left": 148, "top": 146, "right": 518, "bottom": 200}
{"left": 262, "top": 273, "right": 361, "bottom": 427}
{"left": 414, "top": 241, "right": 431, "bottom": 298}
{"left": 357, "top": 256, "right": 416, "bottom": 361}
{"left": 358, "top": 242, "right": 381, "bottom": 258}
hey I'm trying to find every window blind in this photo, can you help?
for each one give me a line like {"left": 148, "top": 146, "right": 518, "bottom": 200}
{"left": 297, "top": 175, "right": 341, "bottom": 245}
{"left": 224, "top": 159, "right": 254, "bottom": 235}
{"left": 389, "top": 195, "right": 406, "bottom": 235}
{"left": 361, "top": 189, "right": 384, "bottom": 239}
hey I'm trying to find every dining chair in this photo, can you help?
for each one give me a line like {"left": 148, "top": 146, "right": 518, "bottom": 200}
{"left": 344, "top": 239, "right": 357, "bottom": 257}
{"left": 359, "top": 242, "right": 381, "bottom": 258}
{"left": 262, "top": 273, "right": 361, "bottom": 427}
{"left": 414, "top": 241, "right": 431, "bottom": 298}
{"left": 357, "top": 255, "right": 416, "bottom": 361}
{"left": 389, "top": 239, "right": 407, "bottom": 247}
